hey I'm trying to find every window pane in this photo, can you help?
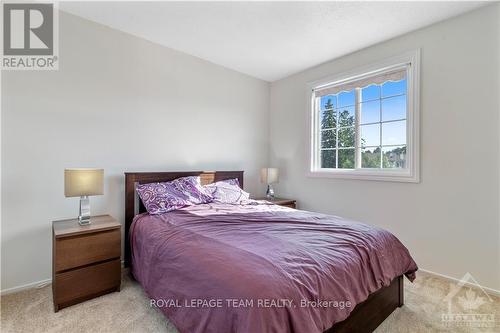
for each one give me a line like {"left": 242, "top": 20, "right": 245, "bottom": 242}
{"left": 360, "top": 100, "right": 380, "bottom": 124}
{"left": 321, "top": 150, "right": 336, "bottom": 168}
{"left": 361, "top": 84, "right": 380, "bottom": 102}
{"left": 338, "top": 126, "right": 355, "bottom": 147}
{"left": 382, "top": 145, "right": 407, "bottom": 168}
{"left": 360, "top": 123, "right": 380, "bottom": 147}
{"left": 382, "top": 120, "right": 406, "bottom": 146}
{"left": 362, "top": 147, "right": 381, "bottom": 168}
{"left": 321, "top": 96, "right": 337, "bottom": 110}
{"left": 321, "top": 130, "right": 336, "bottom": 148}
{"left": 338, "top": 149, "right": 355, "bottom": 169}
{"left": 337, "top": 106, "right": 355, "bottom": 127}
{"left": 321, "top": 109, "right": 337, "bottom": 129}
{"left": 338, "top": 90, "right": 355, "bottom": 107}
{"left": 382, "top": 79, "right": 407, "bottom": 97}
{"left": 382, "top": 95, "right": 406, "bottom": 121}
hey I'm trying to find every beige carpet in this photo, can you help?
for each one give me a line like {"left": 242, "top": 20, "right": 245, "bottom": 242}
{"left": 1, "top": 271, "right": 498, "bottom": 332}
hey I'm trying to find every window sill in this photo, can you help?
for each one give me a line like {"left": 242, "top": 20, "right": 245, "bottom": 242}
{"left": 306, "top": 169, "right": 419, "bottom": 183}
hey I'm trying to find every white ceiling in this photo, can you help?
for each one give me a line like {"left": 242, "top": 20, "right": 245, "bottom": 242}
{"left": 60, "top": 1, "right": 486, "bottom": 82}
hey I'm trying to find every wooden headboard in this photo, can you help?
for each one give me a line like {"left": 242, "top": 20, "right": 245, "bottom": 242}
{"left": 124, "top": 171, "right": 244, "bottom": 267}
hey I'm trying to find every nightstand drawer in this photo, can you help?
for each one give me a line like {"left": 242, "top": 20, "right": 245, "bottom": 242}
{"left": 55, "top": 229, "right": 120, "bottom": 272}
{"left": 54, "top": 259, "right": 121, "bottom": 307}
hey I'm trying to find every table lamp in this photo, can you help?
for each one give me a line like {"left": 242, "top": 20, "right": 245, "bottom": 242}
{"left": 260, "top": 168, "right": 279, "bottom": 198}
{"left": 64, "top": 168, "right": 104, "bottom": 225}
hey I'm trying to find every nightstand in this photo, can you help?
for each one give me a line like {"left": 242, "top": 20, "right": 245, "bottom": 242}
{"left": 52, "top": 215, "right": 121, "bottom": 312}
{"left": 256, "top": 197, "right": 297, "bottom": 209}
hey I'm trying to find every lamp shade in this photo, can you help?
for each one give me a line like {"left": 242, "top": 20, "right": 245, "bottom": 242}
{"left": 64, "top": 168, "right": 104, "bottom": 197}
{"left": 260, "top": 168, "right": 279, "bottom": 184}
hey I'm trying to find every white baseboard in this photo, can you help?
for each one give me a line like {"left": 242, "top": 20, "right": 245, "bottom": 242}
{"left": 419, "top": 268, "right": 500, "bottom": 297}
{"left": 1, "top": 278, "right": 52, "bottom": 296}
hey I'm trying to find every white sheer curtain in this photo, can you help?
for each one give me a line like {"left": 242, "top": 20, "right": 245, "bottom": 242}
{"left": 314, "top": 67, "right": 407, "bottom": 97}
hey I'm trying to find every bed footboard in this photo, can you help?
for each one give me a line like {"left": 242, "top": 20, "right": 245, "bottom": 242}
{"left": 325, "top": 275, "right": 403, "bottom": 333}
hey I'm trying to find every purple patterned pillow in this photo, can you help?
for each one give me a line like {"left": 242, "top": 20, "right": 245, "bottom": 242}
{"left": 204, "top": 178, "right": 249, "bottom": 204}
{"left": 136, "top": 182, "right": 192, "bottom": 215}
{"left": 170, "top": 176, "right": 213, "bottom": 204}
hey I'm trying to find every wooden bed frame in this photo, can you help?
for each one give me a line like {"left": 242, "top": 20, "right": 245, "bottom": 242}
{"left": 124, "top": 171, "right": 404, "bottom": 333}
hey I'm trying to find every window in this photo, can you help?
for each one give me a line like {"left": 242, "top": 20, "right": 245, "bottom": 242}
{"left": 308, "top": 50, "right": 420, "bottom": 182}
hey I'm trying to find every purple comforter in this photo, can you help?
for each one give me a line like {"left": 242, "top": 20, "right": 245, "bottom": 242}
{"left": 131, "top": 202, "right": 417, "bottom": 333}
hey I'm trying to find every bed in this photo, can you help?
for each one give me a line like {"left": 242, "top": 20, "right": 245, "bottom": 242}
{"left": 124, "top": 171, "right": 417, "bottom": 333}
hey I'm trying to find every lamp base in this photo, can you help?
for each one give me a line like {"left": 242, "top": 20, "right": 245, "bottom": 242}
{"left": 266, "top": 184, "right": 275, "bottom": 199}
{"left": 78, "top": 196, "right": 91, "bottom": 226}
{"left": 78, "top": 216, "right": 91, "bottom": 226}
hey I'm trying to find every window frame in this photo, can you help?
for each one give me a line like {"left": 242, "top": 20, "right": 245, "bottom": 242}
{"left": 307, "top": 50, "right": 420, "bottom": 183}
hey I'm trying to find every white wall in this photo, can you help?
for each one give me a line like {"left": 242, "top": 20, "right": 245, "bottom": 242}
{"left": 269, "top": 5, "right": 500, "bottom": 291}
{"left": 1, "top": 12, "right": 269, "bottom": 291}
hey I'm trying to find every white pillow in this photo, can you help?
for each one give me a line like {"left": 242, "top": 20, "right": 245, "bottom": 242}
{"left": 204, "top": 179, "right": 250, "bottom": 204}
